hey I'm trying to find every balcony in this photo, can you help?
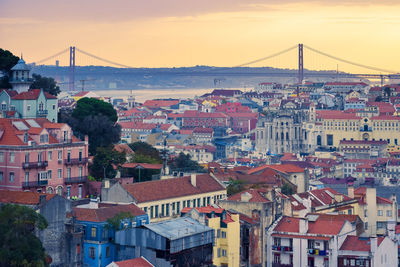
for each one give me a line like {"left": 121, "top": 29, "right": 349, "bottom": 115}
{"left": 37, "top": 110, "right": 48, "bottom": 117}
{"left": 22, "top": 180, "right": 48, "bottom": 189}
{"left": 64, "top": 176, "right": 88, "bottom": 184}
{"left": 307, "top": 249, "right": 328, "bottom": 256}
{"left": 272, "top": 246, "right": 293, "bottom": 252}
{"left": 272, "top": 264, "right": 293, "bottom": 267}
{"left": 64, "top": 158, "right": 88, "bottom": 165}
{"left": 22, "top": 161, "right": 48, "bottom": 169}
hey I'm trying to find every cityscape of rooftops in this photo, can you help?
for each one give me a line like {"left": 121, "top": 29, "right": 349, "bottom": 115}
{"left": 1, "top": 1, "right": 400, "bottom": 266}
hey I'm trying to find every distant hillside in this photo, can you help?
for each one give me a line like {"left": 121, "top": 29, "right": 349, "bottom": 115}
{"left": 31, "top": 65, "right": 342, "bottom": 91}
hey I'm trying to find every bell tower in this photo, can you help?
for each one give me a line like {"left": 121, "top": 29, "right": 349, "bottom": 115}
{"left": 9, "top": 55, "right": 32, "bottom": 93}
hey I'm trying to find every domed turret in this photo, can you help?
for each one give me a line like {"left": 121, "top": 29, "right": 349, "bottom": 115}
{"left": 9, "top": 55, "right": 33, "bottom": 93}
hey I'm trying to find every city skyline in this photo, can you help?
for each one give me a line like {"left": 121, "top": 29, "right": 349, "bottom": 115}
{"left": 1, "top": 0, "right": 400, "bottom": 73}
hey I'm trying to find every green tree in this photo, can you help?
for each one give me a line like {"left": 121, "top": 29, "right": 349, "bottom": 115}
{"left": 0, "top": 49, "right": 19, "bottom": 88}
{"left": 63, "top": 97, "right": 120, "bottom": 154}
{"left": 89, "top": 146, "right": 126, "bottom": 180}
{"left": 30, "top": 74, "right": 60, "bottom": 96}
{"left": 168, "top": 152, "right": 204, "bottom": 172}
{"left": 227, "top": 178, "right": 246, "bottom": 196}
{"left": 128, "top": 142, "right": 161, "bottom": 162}
{"left": 106, "top": 212, "right": 135, "bottom": 231}
{"left": 281, "top": 183, "right": 295, "bottom": 196}
{"left": 72, "top": 97, "right": 118, "bottom": 122}
{"left": 0, "top": 204, "right": 48, "bottom": 267}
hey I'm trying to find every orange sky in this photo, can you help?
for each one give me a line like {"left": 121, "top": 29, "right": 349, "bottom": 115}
{"left": 1, "top": 0, "right": 400, "bottom": 73}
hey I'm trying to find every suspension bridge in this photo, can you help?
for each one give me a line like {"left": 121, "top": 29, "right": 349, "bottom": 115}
{"left": 30, "top": 44, "right": 400, "bottom": 91}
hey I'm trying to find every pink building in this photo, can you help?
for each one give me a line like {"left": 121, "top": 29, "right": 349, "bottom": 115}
{"left": 182, "top": 111, "right": 229, "bottom": 128}
{"left": 0, "top": 118, "right": 89, "bottom": 199}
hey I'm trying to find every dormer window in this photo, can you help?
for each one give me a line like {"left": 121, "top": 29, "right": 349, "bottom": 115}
{"left": 39, "top": 102, "right": 44, "bottom": 111}
{"left": 1, "top": 103, "right": 6, "bottom": 111}
{"left": 40, "top": 134, "right": 48, "bottom": 143}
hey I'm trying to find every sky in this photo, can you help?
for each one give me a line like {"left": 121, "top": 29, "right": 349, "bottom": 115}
{"left": 1, "top": 0, "right": 400, "bottom": 73}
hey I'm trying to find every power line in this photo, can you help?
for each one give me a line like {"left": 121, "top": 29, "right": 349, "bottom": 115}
{"left": 304, "top": 44, "right": 399, "bottom": 74}
{"left": 233, "top": 45, "right": 298, "bottom": 67}
{"left": 75, "top": 48, "right": 133, "bottom": 68}
{"left": 33, "top": 48, "right": 69, "bottom": 65}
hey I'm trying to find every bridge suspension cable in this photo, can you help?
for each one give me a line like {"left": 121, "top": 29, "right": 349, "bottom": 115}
{"left": 303, "top": 44, "right": 398, "bottom": 74}
{"left": 75, "top": 48, "right": 133, "bottom": 68}
{"left": 233, "top": 45, "right": 298, "bottom": 67}
{"left": 33, "top": 48, "right": 69, "bottom": 65}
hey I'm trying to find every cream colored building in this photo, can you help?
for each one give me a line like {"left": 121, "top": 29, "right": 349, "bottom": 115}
{"left": 101, "top": 173, "right": 227, "bottom": 222}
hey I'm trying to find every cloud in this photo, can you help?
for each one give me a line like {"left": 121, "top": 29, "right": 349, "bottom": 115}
{"left": 1, "top": 0, "right": 399, "bottom": 24}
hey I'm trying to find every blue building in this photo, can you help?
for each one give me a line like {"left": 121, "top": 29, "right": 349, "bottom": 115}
{"left": 72, "top": 203, "right": 149, "bottom": 267}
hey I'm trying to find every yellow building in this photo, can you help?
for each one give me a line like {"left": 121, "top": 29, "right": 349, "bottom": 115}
{"left": 182, "top": 206, "right": 240, "bottom": 267}
{"left": 101, "top": 173, "right": 227, "bottom": 223}
{"left": 315, "top": 110, "right": 400, "bottom": 148}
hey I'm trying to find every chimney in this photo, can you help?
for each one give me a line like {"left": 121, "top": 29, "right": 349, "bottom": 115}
{"left": 190, "top": 173, "right": 197, "bottom": 187}
{"left": 104, "top": 179, "right": 110, "bottom": 189}
{"left": 347, "top": 185, "right": 354, "bottom": 198}
{"left": 370, "top": 236, "right": 378, "bottom": 254}
{"left": 299, "top": 218, "right": 308, "bottom": 234}
{"left": 39, "top": 195, "right": 47, "bottom": 205}
{"left": 89, "top": 198, "right": 98, "bottom": 209}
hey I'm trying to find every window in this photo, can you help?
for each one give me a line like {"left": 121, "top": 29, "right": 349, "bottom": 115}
{"left": 308, "top": 240, "right": 315, "bottom": 249}
{"left": 155, "top": 205, "right": 159, "bottom": 217}
{"left": 57, "top": 186, "right": 63, "bottom": 196}
{"left": 377, "top": 222, "right": 385, "bottom": 229}
{"left": 0, "top": 172, "right": 3, "bottom": 181}
{"left": 274, "top": 254, "right": 280, "bottom": 263}
{"left": 48, "top": 151, "right": 52, "bottom": 161}
{"left": 217, "top": 229, "right": 221, "bottom": 238}
{"left": 166, "top": 203, "right": 170, "bottom": 216}
{"left": 40, "top": 134, "right": 48, "bottom": 143}
{"left": 221, "top": 231, "right": 226, "bottom": 238}
{"left": 89, "top": 247, "right": 95, "bottom": 259}
{"left": 222, "top": 249, "right": 227, "bottom": 257}
{"left": 27, "top": 105, "right": 31, "bottom": 111}
{"left": 58, "top": 169, "right": 62, "bottom": 178}
{"left": 217, "top": 248, "right": 221, "bottom": 257}
{"left": 327, "top": 135, "right": 333, "bottom": 146}
{"left": 378, "top": 210, "right": 383, "bottom": 216}
{"left": 91, "top": 227, "right": 97, "bottom": 238}
{"left": 25, "top": 172, "right": 29, "bottom": 183}
{"left": 9, "top": 172, "right": 14, "bottom": 182}
{"left": 106, "top": 246, "right": 110, "bottom": 258}
{"left": 67, "top": 168, "right": 71, "bottom": 178}
{"left": 67, "top": 186, "right": 71, "bottom": 198}
{"left": 365, "top": 222, "right": 368, "bottom": 230}
{"left": 58, "top": 150, "right": 62, "bottom": 160}
{"left": 364, "top": 209, "right": 368, "bottom": 217}
{"left": 38, "top": 102, "right": 44, "bottom": 111}
{"left": 1, "top": 103, "right": 6, "bottom": 111}
{"left": 76, "top": 244, "right": 80, "bottom": 255}
{"left": 79, "top": 150, "right": 83, "bottom": 161}
{"left": 47, "top": 170, "right": 52, "bottom": 179}
{"left": 52, "top": 104, "right": 56, "bottom": 110}
{"left": 0, "top": 152, "right": 4, "bottom": 162}
{"left": 67, "top": 150, "right": 71, "bottom": 162}
{"left": 387, "top": 210, "right": 392, "bottom": 217}
{"left": 25, "top": 152, "right": 29, "bottom": 163}
{"left": 9, "top": 152, "right": 14, "bottom": 163}
{"left": 274, "top": 237, "right": 281, "bottom": 247}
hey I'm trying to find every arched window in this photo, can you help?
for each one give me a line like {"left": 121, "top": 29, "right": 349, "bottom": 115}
{"left": 47, "top": 187, "right": 53, "bottom": 194}
{"left": 56, "top": 186, "right": 63, "bottom": 196}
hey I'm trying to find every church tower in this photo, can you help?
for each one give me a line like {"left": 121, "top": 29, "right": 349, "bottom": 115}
{"left": 9, "top": 56, "right": 32, "bottom": 93}
{"left": 127, "top": 90, "right": 135, "bottom": 109}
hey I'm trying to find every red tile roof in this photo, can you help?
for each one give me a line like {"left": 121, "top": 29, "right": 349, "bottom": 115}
{"left": 11, "top": 89, "right": 57, "bottom": 100}
{"left": 112, "top": 257, "right": 154, "bottom": 267}
{"left": 340, "top": 235, "right": 384, "bottom": 252}
{"left": 121, "top": 174, "right": 225, "bottom": 203}
{"left": 121, "top": 163, "right": 162, "bottom": 170}
{"left": 228, "top": 188, "right": 271, "bottom": 203}
{"left": 248, "top": 164, "right": 304, "bottom": 175}
{"left": 143, "top": 100, "right": 179, "bottom": 108}
{"left": 72, "top": 204, "right": 145, "bottom": 222}
{"left": 0, "top": 190, "right": 56, "bottom": 205}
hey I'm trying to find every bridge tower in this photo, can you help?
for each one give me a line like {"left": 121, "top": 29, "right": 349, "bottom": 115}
{"left": 69, "top": 46, "right": 75, "bottom": 91}
{"left": 298, "top": 43, "right": 304, "bottom": 84}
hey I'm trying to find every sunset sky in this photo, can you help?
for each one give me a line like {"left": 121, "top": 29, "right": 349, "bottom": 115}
{"left": 1, "top": 0, "right": 400, "bottom": 73}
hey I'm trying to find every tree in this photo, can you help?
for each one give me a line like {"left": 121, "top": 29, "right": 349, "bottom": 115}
{"left": 89, "top": 146, "right": 126, "bottom": 180}
{"left": 64, "top": 98, "right": 120, "bottom": 154}
{"left": 227, "top": 178, "right": 246, "bottom": 196}
{"left": 30, "top": 74, "right": 60, "bottom": 96}
{"left": 281, "top": 183, "right": 295, "bottom": 196}
{"left": 72, "top": 97, "right": 118, "bottom": 122}
{"left": 0, "top": 48, "right": 19, "bottom": 88}
{"left": 106, "top": 212, "right": 135, "bottom": 231}
{"left": 128, "top": 142, "right": 161, "bottom": 162}
{"left": 0, "top": 204, "right": 48, "bottom": 267}
{"left": 168, "top": 152, "right": 204, "bottom": 172}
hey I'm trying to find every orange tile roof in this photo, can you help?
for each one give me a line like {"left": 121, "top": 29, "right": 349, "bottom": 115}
{"left": 73, "top": 204, "right": 145, "bottom": 222}
{"left": 0, "top": 190, "right": 56, "bottom": 205}
{"left": 248, "top": 164, "right": 304, "bottom": 175}
{"left": 228, "top": 188, "right": 271, "bottom": 203}
{"left": 122, "top": 174, "right": 225, "bottom": 203}
{"left": 340, "top": 235, "right": 384, "bottom": 251}
{"left": 11, "top": 89, "right": 57, "bottom": 100}
{"left": 113, "top": 257, "right": 154, "bottom": 267}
